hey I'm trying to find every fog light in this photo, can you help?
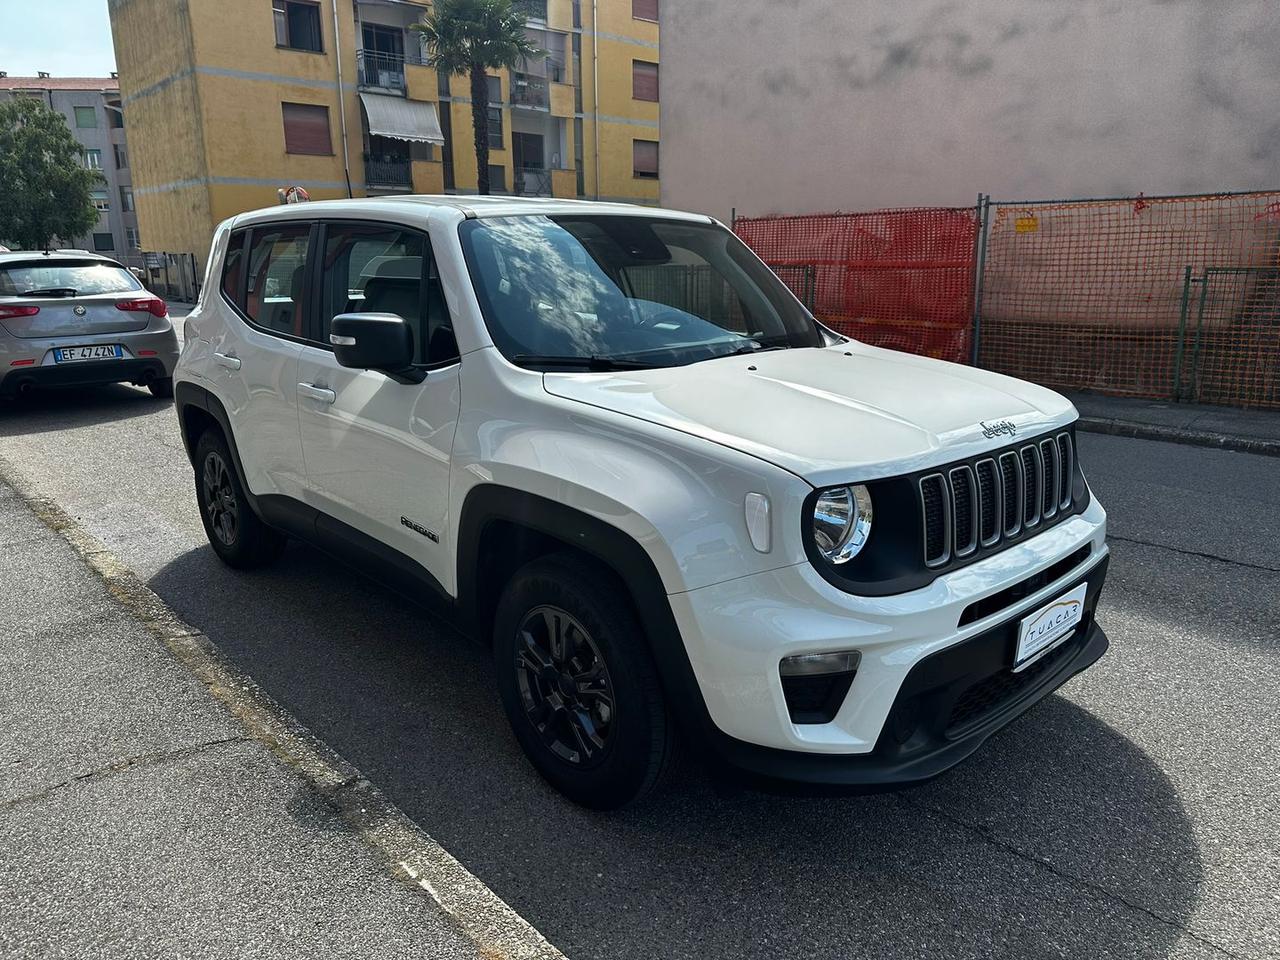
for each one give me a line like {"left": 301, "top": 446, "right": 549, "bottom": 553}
{"left": 779, "top": 650, "right": 861, "bottom": 724}
{"left": 779, "top": 650, "right": 861, "bottom": 677}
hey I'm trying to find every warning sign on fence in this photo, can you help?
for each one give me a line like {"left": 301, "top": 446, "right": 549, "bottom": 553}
{"left": 1014, "top": 215, "right": 1039, "bottom": 233}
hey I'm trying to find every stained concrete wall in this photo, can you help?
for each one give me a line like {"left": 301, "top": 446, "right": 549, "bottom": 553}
{"left": 660, "top": 0, "right": 1280, "bottom": 221}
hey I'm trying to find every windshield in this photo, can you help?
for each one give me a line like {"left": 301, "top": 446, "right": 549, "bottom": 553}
{"left": 0, "top": 260, "right": 141, "bottom": 298}
{"left": 458, "top": 215, "right": 824, "bottom": 368}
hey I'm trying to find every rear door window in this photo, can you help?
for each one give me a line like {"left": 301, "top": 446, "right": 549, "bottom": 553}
{"left": 244, "top": 224, "right": 311, "bottom": 336}
{"left": 220, "top": 230, "right": 247, "bottom": 307}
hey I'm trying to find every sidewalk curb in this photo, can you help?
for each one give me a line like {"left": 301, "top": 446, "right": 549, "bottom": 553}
{"left": 3, "top": 471, "right": 566, "bottom": 960}
{"left": 1076, "top": 417, "right": 1280, "bottom": 458}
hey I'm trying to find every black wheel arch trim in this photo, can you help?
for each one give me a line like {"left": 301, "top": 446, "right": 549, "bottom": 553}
{"left": 455, "top": 484, "right": 729, "bottom": 756}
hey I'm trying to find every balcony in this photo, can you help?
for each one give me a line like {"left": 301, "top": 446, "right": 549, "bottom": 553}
{"left": 511, "top": 72, "right": 549, "bottom": 109}
{"left": 364, "top": 156, "right": 412, "bottom": 189}
{"left": 357, "top": 49, "right": 427, "bottom": 94}
{"left": 513, "top": 166, "right": 552, "bottom": 197}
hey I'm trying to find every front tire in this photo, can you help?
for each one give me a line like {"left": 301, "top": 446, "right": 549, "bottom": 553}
{"left": 494, "top": 553, "right": 678, "bottom": 810}
{"left": 193, "top": 429, "right": 285, "bottom": 569}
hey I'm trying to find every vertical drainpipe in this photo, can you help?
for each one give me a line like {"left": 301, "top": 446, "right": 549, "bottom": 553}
{"left": 333, "top": 0, "right": 354, "bottom": 197}
{"left": 591, "top": 0, "right": 600, "bottom": 200}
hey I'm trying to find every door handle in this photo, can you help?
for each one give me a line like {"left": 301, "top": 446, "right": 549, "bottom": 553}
{"left": 212, "top": 351, "right": 241, "bottom": 370}
{"left": 297, "top": 382, "right": 336, "bottom": 404}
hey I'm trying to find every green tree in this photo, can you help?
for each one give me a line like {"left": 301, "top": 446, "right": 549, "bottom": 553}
{"left": 0, "top": 98, "right": 101, "bottom": 250}
{"left": 412, "top": 0, "right": 541, "bottom": 195}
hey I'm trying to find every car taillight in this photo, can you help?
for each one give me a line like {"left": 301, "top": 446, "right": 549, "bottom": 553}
{"left": 0, "top": 305, "right": 40, "bottom": 320}
{"left": 116, "top": 297, "right": 167, "bottom": 318}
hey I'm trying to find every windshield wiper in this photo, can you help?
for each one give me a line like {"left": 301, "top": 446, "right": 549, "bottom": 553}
{"left": 24, "top": 287, "right": 78, "bottom": 297}
{"left": 513, "top": 353, "right": 656, "bottom": 371}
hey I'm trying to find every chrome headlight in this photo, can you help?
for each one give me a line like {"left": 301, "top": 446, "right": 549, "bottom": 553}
{"left": 811, "top": 485, "right": 873, "bottom": 564}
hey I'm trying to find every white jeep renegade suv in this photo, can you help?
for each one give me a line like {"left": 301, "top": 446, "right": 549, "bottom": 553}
{"left": 175, "top": 197, "right": 1109, "bottom": 809}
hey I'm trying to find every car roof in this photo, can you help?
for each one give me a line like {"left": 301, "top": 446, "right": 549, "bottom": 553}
{"left": 230, "top": 195, "right": 716, "bottom": 227}
{"left": 0, "top": 250, "right": 123, "bottom": 266}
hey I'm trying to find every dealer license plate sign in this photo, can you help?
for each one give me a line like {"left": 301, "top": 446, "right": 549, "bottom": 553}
{"left": 1014, "top": 582, "right": 1088, "bottom": 671}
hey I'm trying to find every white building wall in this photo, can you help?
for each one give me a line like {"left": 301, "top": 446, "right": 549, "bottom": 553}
{"left": 660, "top": 1, "right": 1280, "bottom": 221}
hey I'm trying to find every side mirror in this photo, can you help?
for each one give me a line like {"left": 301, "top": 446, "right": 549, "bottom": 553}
{"left": 329, "top": 313, "right": 423, "bottom": 383}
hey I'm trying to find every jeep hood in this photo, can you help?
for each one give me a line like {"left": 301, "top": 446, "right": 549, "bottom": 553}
{"left": 541, "top": 342, "right": 1077, "bottom": 486}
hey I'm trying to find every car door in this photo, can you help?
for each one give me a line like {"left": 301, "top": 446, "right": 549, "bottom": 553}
{"left": 295, "top": 219, "right": 461, "bottom": 590}
{"left": 208, "top": 223, "right": 309, "bottom": 500}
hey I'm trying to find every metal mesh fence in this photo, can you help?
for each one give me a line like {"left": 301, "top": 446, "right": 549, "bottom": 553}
{"left": 734, "top": 191, "right": 1280, "bottom": 409}
{"left": 977, "top": 191, "right": 1280, "bottom": 406}
{"left": 734, "top": 208, "right": 979, "bottom": 363}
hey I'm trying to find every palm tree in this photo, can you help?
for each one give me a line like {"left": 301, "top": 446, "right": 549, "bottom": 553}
{"left": 412, "top": 0, "right": 542, "bottom": 195}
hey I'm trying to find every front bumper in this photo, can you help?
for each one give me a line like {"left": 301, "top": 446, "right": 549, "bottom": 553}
{"left": 667, "top": 497, "right": 1109, "bottom": 786}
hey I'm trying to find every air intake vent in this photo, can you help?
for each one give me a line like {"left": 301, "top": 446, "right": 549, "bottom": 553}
{"left": 1020, "top": 445, "right": 1041, "bottom": 527}
{"left": 975, "top": 458, "right": 999, "bottom": 546}
{"left": 1056, "top": 433, "right": 1074, "bottom": 509}
{"left": 1040, "top": 438, "right": 1059, "bottom": 519}
{"left": 949, "top": 465, "right": 977, "bottom": 557}
{"left": 920, "top": 473, "right": 950, "bottom": 567}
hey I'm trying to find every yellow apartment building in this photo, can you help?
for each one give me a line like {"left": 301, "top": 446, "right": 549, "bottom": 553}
{"left": 106, "top": 0, "right": 660, "bottom": 271}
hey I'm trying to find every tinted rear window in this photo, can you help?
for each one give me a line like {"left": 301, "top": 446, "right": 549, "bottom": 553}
{"left": 0, "top": 260, "right": 141, "bottom": 297}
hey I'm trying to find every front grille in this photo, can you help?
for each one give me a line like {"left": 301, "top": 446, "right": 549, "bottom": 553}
{"left": 946, "top": 630, "right": 1081, "bottom": 734}
{"left": 920, "top": 432, "right": 1076, "bottom": 568}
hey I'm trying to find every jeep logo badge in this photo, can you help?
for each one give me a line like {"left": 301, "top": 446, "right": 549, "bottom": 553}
{"left": 980, "top": 419, "right": 1017, "bottom": 439}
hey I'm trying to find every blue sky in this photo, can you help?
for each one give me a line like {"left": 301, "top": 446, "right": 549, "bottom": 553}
{"left": 0, "top": 0, "right": 116, "bottom": 78}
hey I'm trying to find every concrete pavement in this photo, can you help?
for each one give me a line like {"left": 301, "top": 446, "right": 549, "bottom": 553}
{"left": 0, "top": 481, "right": 541, "bottom": 960}
{"left": 1069, "top": 390, "right": 1280, "bottom": 456}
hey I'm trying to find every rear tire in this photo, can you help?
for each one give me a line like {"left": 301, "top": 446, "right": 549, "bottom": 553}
{"left": 193, "top": 428, "right": 285, "bottom": 569}
{"left": 494, "top": 553, "right": 678, "bottom": 809}
{"left": 148, "top": 377, "right": 175, "bottom": 399}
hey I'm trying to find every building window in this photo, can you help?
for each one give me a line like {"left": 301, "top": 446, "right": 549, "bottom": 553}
{"left": 83, "top": 149, "right": 103, "bottom": 170}
{"left": 74, "top": 106, "right": 97, "bottom": 128}
{"left": 127, "top": 227, "right": 141, "bottom": 250}
{"left": 273, "top": 0, "right": 323, "bottom": 52}
{"left": 632, "top": 0, "right": 658, "bottom": 22}
{"left": 281, "top": 102, "right": 333, "bottom": 155}
{"left": 106, "top": 100, "right": 125, "bottom": 129}
{"left": 487, "top": 75, "right": 501, "bottom": 103}
{"left": 633, "top": 139, "right": 658, "bottom": 178}
{"left": 90, "top": 190, "right": 110, "bottom": 212}
{"left": 632, "top": 60, "right": 658, "bottom": 101}
{"left": 113, "top": 142, "right": 129, "bottom": 168}
{"left": 437, "top": 69, "right": 451, "bottom": 97}
{"left": 120, "top": 187, "right": 135, "bottom": 212}
{"left": 488, "top": 164, "right": 506, "bottom": 192}
{"left": 93, "top": 232, "right": 115, "bottom": 252}
{"left": 487, "top": 106, "right": 504, "bottom": 150}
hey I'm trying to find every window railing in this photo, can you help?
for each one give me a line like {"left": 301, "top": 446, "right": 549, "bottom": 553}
{"left": 511, "top": 72, "right": 549, "bottom": 108}
{"left": 356, "top": 48, "right": 428, "bottom": 91}
{"left": 515, "top": 0, "right": 548, "bottom": 21}
{"left": 513, "top": 166, "right": 552, "bottom": 197}
{"left": 364, "top": 156, "right": 412, "bottom": 188}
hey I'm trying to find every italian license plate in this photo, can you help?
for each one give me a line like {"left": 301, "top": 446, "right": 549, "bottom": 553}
{"left": 1014, "top": 582, "right": 1088, "bottom": 671}
{"left": 53, "top": 344, "right": 123, "bottom": 363}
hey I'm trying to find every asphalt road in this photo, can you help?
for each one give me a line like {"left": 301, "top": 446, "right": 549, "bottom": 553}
{"left": 1, "top": 360, "right": 1277, "bottom": 958}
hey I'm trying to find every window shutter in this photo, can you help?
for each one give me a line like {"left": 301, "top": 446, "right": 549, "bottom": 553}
{"left": 633, "top": 139, "right": 659, "bottom": 177}
{"left": 632, "top": 61, "right": 658, "bottom": 101}
{"left": 632, "top": 0, "right": 658, "bottom": 21}
{"left": 281, "top": 102, "right": 333, "bottom": 155}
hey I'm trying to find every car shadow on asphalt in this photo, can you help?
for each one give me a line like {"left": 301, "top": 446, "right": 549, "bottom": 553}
{"left": 149, "top": 541, "right": 1203, "bottom": 960}
{"left": 0, "top": 385, "right": 168, "bottom": 436}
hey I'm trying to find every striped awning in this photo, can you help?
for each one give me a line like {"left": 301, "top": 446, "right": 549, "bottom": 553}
{"left": 359, "top": 92, "right": 444, "bottom": 145}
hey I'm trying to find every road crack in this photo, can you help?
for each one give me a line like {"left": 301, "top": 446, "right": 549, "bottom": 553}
{"left": 901, "top": 796, "right": 1247, "bottom": 960}
{"left": 0, "top": 735, "right": 249, "bottom": 812}
{"left": 1108, "top": 534, "right": 1280, "bottom": 574}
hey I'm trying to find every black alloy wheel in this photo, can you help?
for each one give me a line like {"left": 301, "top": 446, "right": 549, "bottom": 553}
{"left": 514, "top": 605, "right": 617, "bottom": 767}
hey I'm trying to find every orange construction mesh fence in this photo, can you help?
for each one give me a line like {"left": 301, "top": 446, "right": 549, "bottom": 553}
{"left": 734, "top": 207, "right": 979, "bottom": 364}
{"left": 977, "top": 191, "right": 1280, "bottom": 408}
